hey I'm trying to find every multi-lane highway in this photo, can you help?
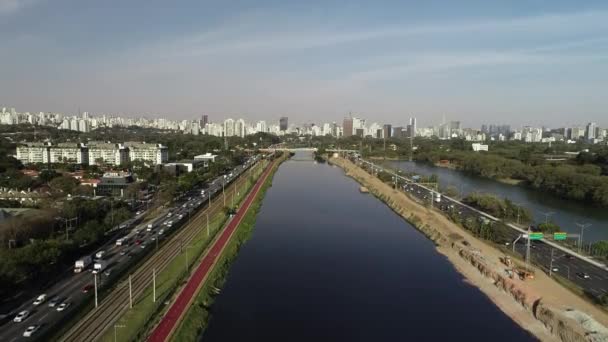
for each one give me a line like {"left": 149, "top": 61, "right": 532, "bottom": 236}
{"left": 0, "top": 156, "right": 260, "bottom": 341}
{"left": 350, "top": 154, "right": 608, "bottom": 299}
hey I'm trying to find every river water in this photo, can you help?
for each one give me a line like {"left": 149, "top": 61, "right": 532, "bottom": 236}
{"left": 387, "top": 160, "right": 608, "bottom": 243}
{"left": 201, "top": 152, "right": 535, "bottom": 341}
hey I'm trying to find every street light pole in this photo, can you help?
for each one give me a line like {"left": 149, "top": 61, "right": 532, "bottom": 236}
{"left": 525, "top": 225, "right": 531, "bottom": 269}
{"left": 575, "top": 222, "right": 591, "bottom": 253}
{"left": 152, "top": 268, "right": 156, "bottom": 303}
{"left": 549, "top": 248, "right": 555, "bottom": 277}
{"left": 94, "top": 273, "right": 98, "bottom": 308}
{"left": 540, "top": 211, "right": 555, "bottom": 224}
{"left": 223, "top": 175, "right": 226, "bottom": 206}
{"left": 207, "top": 213, "right": 210, "bottom": 237}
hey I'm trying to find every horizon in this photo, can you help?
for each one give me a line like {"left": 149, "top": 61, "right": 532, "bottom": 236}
{"left": 1, "top": 0, "right": 607, "bottom": 127}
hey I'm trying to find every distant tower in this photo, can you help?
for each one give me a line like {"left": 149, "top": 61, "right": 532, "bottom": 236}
{"left": 279, "top": 117, "right": 288, "bottom": 131}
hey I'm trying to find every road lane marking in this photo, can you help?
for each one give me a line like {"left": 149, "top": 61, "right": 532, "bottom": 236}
{"left": 38, "top": 312, "right": 49, "bottom": 322}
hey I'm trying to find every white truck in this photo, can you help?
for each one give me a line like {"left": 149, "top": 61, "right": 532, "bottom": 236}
{"left": 92, "top": 261, "right": 108, "bottom": 274}
{"left": 147, "top": 223, "right": 155, "bottom": 232}
{"left": 74, "top": 256, "right": 92, "bottom": 273}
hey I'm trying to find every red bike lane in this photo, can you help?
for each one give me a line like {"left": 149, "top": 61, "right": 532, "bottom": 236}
{"left": 148, "top": 161, "right": 276, "bottom": 342}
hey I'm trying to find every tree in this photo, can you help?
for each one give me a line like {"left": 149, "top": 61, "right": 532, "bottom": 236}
{"left": 49, "top": 176, "right": 79, "bottom": 194}
{"left": 538, "top": 222, "right": 560, "bottom": 234}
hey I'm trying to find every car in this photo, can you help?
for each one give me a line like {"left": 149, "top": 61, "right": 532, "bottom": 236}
{"left": 577, "top": 272, "right": 591, "bottom": 279}
{"left": 56, "top": 302, "right": 70, "bottom": 312}
{"left": 135, "top": 239, "right": 142, "bottom": 245}
{"left": 158, "top": 229, "right": 164, "bottom": 235}
{"left": 104, "top": 269, "right": 112, "bottom": 276}
{"left": 140, "top": 244, "right": 146, "bottom": 249}
{"left": 13, "top": 310, "right": 30, "bottom": 322}
{"left": 82, "top": 284, "right": 94, "bottom": 293}
{"left": 48, "top": 296, "right": 61, "bottom": 307}
{"left": 33, "top": 294, "right": 47, "bottom": 305}
{"left": 551, "top": 267, "right": 559, "bottom": 272}
{"left": 23, "top": 325, "right": 39, "bottom": 337}
{"left": 120, "top": 249, "right": 128, "bottom": 256}
{"left": 151, "top": 236, "right": 156, "bottom": 241}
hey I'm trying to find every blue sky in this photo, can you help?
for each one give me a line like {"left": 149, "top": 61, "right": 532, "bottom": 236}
{"left": 1, "top": 0, "right": 607, "bottom": 127}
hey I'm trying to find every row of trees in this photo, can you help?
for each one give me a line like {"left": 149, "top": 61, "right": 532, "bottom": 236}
{"left": 462, "top": 192, "right": 533, "bottom": 223}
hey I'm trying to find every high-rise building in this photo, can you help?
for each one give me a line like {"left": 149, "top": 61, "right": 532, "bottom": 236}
{"left": 383, "top": 124, "right": 392, "bottom": 139}
{"left": 409, "top": 117, "right": 417, "bottom": 137}
{"left": 279, "top": 117, "right": 288, "bottom": 131}
{"left": 201, "top": 114, "right": 208, "bottom": 129}
{"left": 235, "top": 119, "right": 246, "bottom": 138}
{"left": 586, "top": 122, "right": 597, "bottom": 140}
{"left": 224, "top": 118, "right": 235, "bottom": 137}
{"left": 343, "top": 118, "right": 353, "bottom": 137}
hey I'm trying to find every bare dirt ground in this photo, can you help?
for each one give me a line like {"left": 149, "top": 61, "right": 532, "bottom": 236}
{"left": 331, "top": 156, "right": 608, "bottom": 342}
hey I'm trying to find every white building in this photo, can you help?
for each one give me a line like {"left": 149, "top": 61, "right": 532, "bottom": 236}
{"left": 235, "top": 119, "right": 246, "bottom": 138}
{"left": 472, "top": 143, "right": 489, "bottom": 152}
{"left": 223, "top": 118, "right": 235, "bottom": 137}
{"left": 16, "top": 143, "right": 50, "bottom": 164}
{"left": 125, "top": 142, "right": 168, "bottom": 165}
{"left": 88, "top": 142, "right": 129, "bottom": 166}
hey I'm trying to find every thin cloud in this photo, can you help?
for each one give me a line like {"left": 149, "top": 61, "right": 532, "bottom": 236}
{"left": 0, "top": 0, "right": 39, "bottom": 15}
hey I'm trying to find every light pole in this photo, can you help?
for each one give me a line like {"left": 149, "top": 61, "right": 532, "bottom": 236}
{"left": 207, "top": 213, "right": 210, "bottom": 237}
{"left": 575, "top": 222, "right": 591, "bottom": 253}
{"left": 152, "top": 268, "right": 156, "bottom": 303}
{"left": 549, "top": 248, "right": 555, "bottom": 277}
{"left": 540, "top": 211, "right": 555, "bottom": 225}
{"left": 114, "top": 324, "right": 126, "bottom": 342}
{"left": 94, "top": 273, "right": 98, "bottom": 308}
{"left": 223, "top": 175, "right": 226, "bottom": 206}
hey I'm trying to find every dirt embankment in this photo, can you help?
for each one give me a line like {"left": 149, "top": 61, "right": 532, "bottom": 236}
{"left": 330, "top": 156, "right": 608, "bottom": 342}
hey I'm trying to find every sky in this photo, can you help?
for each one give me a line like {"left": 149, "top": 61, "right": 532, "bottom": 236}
{"left": 1, "top": 0, "right": 607, "bottom": 128}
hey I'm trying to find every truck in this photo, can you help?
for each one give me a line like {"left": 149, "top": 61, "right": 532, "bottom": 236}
{"left": 95, "top": 250, "right": 106, "bottom": 260}
{"left": 92, "top": 261, "right": 108, "bottom": 274}
{"left": 147, "top": 223, "right": 155, "bottom": 232}
{"left": 74, "top": 256, "right": 92, "bottom": 273}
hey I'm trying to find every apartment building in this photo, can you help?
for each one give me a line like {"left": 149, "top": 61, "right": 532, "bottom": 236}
{"left": 125, "top": 142, "right": 168, "bottom": 165}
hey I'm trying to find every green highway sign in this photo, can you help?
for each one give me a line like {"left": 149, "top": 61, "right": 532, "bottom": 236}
{"left": 529, "top": 232, "right": 544, "bottom": 240}
{"left": 554, "top": 232, "right": 567, "bottom": 240}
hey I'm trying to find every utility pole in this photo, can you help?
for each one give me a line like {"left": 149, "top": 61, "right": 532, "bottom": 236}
{"left": 549, "top": 248, "right": 555, "bottom": 277}
{"left": 207, "top": 213, "right": 210, "bottom": 237}
{"left": 223, "top": 175, "right": 226, "bottom": 206}
{"left": 575, "top": 222, "right": 591, "bottom": 253}
{"left": 129, "top": 274, "right": 133, "bottom": 309}
{"left": 94, "top": 273, "right": 98, "bottom": 308}
{"left": 540, "top": 211, "right": 554, "bottom": 224}
{"left": 152, "top": 268, "right": 156, "bottom": 303}
{"left": 525, "top": 225, "right": 531, "bottom": 269}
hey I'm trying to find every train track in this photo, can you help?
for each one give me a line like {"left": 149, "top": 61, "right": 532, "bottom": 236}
{"left": 60, "top": 161, "right": 268, "bottom": 342}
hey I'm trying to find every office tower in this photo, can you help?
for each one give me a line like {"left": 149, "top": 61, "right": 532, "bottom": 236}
{"left": 279, "top": 117, "right": 288, "bottom": 131}
{"left": 586, "top": 122, "right": 597, "bottom": 140}
{"left": 343, "top": 118, "right": 353, "bottom": 137}
{"left": 383, "top": 124, "right": 392, "bottom": 139}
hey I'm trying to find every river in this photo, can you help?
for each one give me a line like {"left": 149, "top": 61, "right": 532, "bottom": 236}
{"left": 386, "top": 160, "right": 608, "bottom": 243}
{"left": 201, "top": 152, "right": 535, "bottom": 341}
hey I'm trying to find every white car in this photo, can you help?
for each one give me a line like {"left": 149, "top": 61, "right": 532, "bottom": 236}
{"left": 56, "top": 302, "right": 70, "bottom": 312}
{"left": 33, "top": 294, "right": 47, "bottom": 305}
{"left": 13, "top": 310, "right": 29, "bottom": 322}
{"left": 23, "top": 325, "right": 39, "bottom": 337}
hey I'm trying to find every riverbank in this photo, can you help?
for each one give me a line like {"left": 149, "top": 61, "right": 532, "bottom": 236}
{"left": 330, "top": 156, "right": 608, "bottom": 342}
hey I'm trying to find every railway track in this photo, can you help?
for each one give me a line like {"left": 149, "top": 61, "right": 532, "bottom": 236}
{"left": 60, "top": 161, "right": 268, "bottom": 342}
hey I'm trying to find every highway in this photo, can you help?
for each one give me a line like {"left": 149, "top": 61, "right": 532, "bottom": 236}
{"left": 0, "top": 156, "right": 260, "bottom": 341}
{"left": 350, "top": 155, "right": 608, "bottom": 300}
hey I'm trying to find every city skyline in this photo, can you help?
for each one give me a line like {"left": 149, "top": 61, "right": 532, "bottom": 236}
{"left": 1, "top": 1, "right": 608, "bottom": 126}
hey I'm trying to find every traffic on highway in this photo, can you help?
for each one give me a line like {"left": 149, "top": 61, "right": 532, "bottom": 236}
{"left": 349, "top": 154, "right": 608, "bottom": 300}
{"left": 0, "top": 156, "right": 259, "bottom": 341}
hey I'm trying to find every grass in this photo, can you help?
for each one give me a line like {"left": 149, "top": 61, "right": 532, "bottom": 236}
{"left": 97, "top": 163, "right": 268, "bottom": 342}
{"left": 170, "top": 158, "right": 283, "bottom": 342}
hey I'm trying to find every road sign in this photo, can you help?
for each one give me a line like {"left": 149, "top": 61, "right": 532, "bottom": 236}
{"left": 529, "top": 232, "right": 544, "bottom": 240}
{"left": 554, "top": 232, "right": 567, "bottom": 240}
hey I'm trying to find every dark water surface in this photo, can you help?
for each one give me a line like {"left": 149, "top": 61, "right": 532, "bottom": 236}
{"left": 388, "top": 160, "right": 608, "bottom": 242}
{"left": 201, "top": 153, "right": 537, "bottom": 342}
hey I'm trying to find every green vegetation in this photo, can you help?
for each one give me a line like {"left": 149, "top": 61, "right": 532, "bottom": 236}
{"left": 462, "top": 192, "right": 533, "bottom": 223}
{"left": 537, "top": 222, "right": 561, "bottom": 234}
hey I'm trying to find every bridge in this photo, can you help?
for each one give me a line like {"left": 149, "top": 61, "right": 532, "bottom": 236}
{"left": 263, "top": 144, "right": 358, "bottom": 153}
